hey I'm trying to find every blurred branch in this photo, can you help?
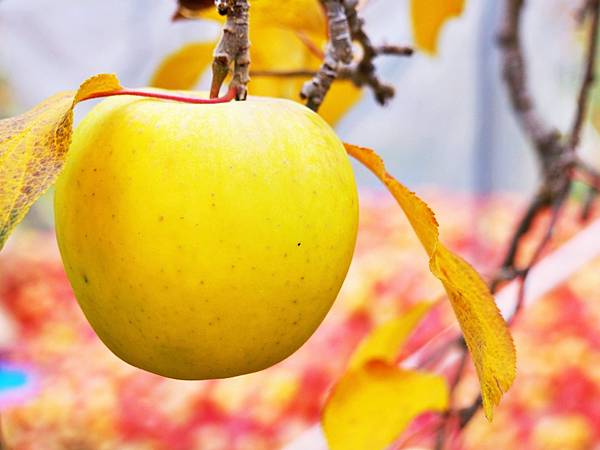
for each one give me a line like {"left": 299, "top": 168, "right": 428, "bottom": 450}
{"left": 343, "top": 0, "right": 396, "bottom": 104}
{"left": 302, "top": 0, "right": 412, "bottom": 110}
{"left": 210, "top": 0, "right": 250, "bottom": 100}
{"left": 302, "top": 0, "right": 352, "bottom": 110}
{"left": 430, "top": 0, "right": 600, "bottom": 447}
{"left": 576, "top": 156, "right": 600, "bottom": 189}
{"left": 498, "top": 0, "right": 559, "bottom": 151}
{"left": 252, "top": 45, "right": 413, "bottom": 83}
{"left": 488, "top": 0, "right": 599, "bottom": 328}
{"left": 569, "top": 0, "right": 600, "bottom": 150}
{"left": 510, "top": 190, "right": 568, "bottom": 325}
{"left": 581, "top": 186, "right": 599, "bottom": 220}
{"left": 434, "top": 352, "right": 468, "bottom": 450}
{"left": 491, "top": 191, "right": 551, "bottom": 291}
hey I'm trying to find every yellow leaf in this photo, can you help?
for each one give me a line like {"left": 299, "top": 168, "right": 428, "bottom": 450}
{"left": 411, "top": 0, "right": 465, "bottom": 54}
{"left": 179, "top": 0, "right": 326, "bottom": 37}
{"left": 324, "top": 302, "right": 444, "bottom": 449}
{"left": 249, "top": 28, "right": 313, "bottom": 100}
{"left": 0, "top": 74, "right": 122, "bottom": 248}
{"left": 349, "top": 302, "right": 433, "bottom": 369}
{"left": 323, "top": 362, "right": 448, "bottom": 450}
{"left": 151, "top": 42, "right": 216, "bottom": 90}
{"left": 253, "top": 0, "right": 327, "bottom": 36}
{"left": 345, "top": 143, "right": 515, "bottom": 420}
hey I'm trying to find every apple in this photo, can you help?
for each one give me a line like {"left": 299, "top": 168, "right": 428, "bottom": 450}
{"left": 54, "top": 92, "right": 358, "bottom": 379}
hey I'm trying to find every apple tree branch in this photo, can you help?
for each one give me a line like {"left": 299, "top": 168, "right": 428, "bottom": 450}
{"left": 432, "top": 1, "right": 600, "bottom": 446}
{"left": 210, "top": 0, "right": 250, "bottom": 100}
{"left": 301, "top": 0, "right": 412, "bottom": 111}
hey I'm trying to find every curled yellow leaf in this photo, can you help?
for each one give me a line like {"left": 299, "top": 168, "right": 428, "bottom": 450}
{"left": 0, "top": 74, "right": 122, "bottom": 248}
{"left": 349, "top": 302, "right": 434, "bottom": 369}
{"left": 411, "top": 0, "right": 465, "bottom": 54}
{"left": 323, "top": 362, "right": 448, "bottom": 450}
{"left": 345, "top": 143, "right": 515, "bottom": 420}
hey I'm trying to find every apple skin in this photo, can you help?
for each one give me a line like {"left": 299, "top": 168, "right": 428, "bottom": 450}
{"left": 54, "top": 93, "right": 358, "bottom": 380}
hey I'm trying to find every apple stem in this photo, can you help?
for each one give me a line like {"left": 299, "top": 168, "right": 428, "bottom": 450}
{"left": 80, "top": 86, "right": 238, "bottom": 104}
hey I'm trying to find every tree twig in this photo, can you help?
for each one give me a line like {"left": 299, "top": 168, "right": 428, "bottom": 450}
{"left": 569, "top": 0, "right": 600, "bottom": 151}
{"left": 510, "top": 191, "right": 568, "bottom": 326}
{"left": 574, "top": 155, "right": 600, "bottom": 220}
{"left": 301, "top": 0, "right": 352, "bottom": 110}
{"left": 433, "top": 352, "right": 468, "bottom": 450}
{"left": 210, "top": 0, "right": 250, "bottom": 100}
{"left": 251, "top": 46, "right": 413, "bottom": 82}
{"left": 581, "top": 186, "right": 598, "bottom": 221}
{"left": 343, "top": 0, "right": 395, "bottom": 104}
{"left": 490, "top": 192, "right": 551, "bottom": 293}
{"left": 498, "top": 0, "right": 559, "bottom": 153}
{"left": 301, "top": 0, "right": 412, "bottom": 110}
{"left": 576, "top": 156, "right": 600, "bottom": 189}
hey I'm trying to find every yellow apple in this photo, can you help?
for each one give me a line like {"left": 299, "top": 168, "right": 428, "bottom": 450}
{"left": 54, "top": 92, "right": 358, "bottom": 379}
